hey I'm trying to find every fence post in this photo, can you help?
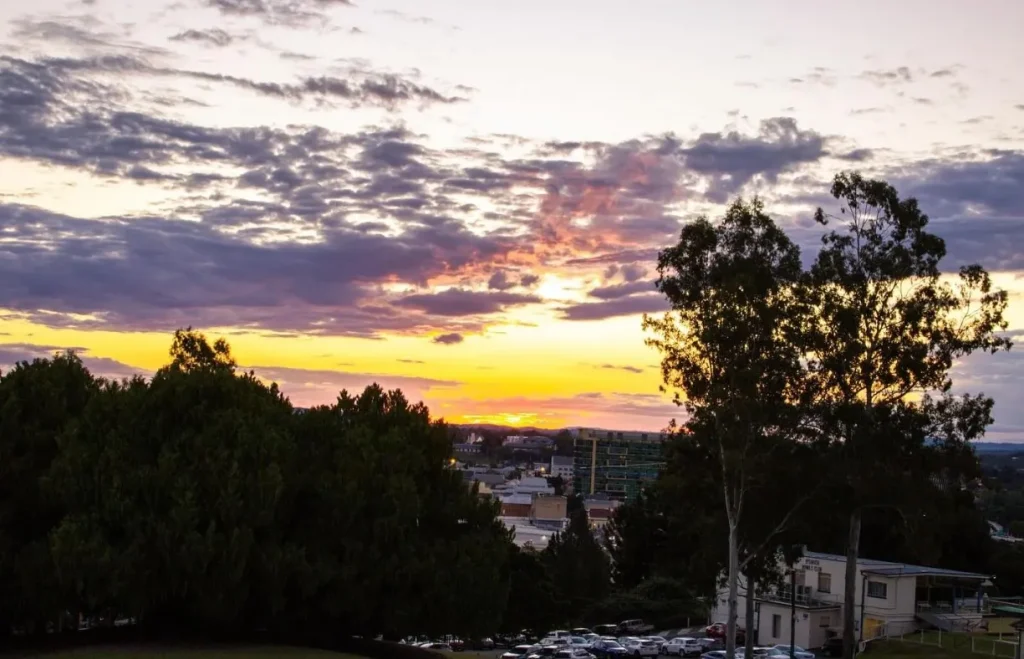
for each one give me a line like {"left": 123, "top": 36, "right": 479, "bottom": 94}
{"left": 939, "top": 629, "right": 943, "bottom": 647}
{"left": 920, "top": 630, "right": 924, "bottom": 644}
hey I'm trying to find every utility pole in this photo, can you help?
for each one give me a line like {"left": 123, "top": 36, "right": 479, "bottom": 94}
{"left": 790, "top": 567, "right": 797, "bottom": 658}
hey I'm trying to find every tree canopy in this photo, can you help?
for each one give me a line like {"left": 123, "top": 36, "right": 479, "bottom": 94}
{"left": 1, "top": 329, "right": 512, "bottom": 640}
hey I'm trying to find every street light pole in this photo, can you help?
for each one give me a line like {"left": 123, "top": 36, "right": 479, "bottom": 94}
{"left": 790, "top": 567, "right": 797, "bottom": 659}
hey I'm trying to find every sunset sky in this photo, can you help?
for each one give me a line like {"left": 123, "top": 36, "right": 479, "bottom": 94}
{"left": 1, "top": 0, "right": 1023, "bottom": 434}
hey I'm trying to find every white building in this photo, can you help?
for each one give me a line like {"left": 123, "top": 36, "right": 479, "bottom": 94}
{"left": 491, "top": 476, "right": 555, "bottom": 497}
{"left": 500, "top": 516, "right": 566, "bottom": 551}
{"left": 551, "top": 455, "right": 574, "bottom": 481}
{"left": 712, "top": 551, "right": 990, "bottom": 650}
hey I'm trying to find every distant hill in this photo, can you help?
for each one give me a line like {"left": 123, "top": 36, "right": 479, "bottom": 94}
{"left": 452, "top": 423, "right": 561, "bottom": 436}
{"left": 974, "top": 442, "right": 1024, "bottom": 455}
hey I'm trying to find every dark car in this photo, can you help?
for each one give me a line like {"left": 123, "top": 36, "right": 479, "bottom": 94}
{"left": 594, "top": 625, "right": 619, "bottom": 636}
{"left": 819, "top": 637, "right": 843, "bottom": 657}
{"left": 590, "top": 640, "right": 629, "bottom": 659}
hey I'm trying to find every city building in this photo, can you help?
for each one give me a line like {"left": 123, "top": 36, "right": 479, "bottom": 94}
{"left": 583, "top": 494, "right": 621, "bottom": 528}
{"left": 453, "top": 442, "right": 483, "bottom": 454}
{"left": 550, "top": 455, "right": 574, "bottom": 480}
{"left": 491, "top": 476, "right": 554, "bottom": 497}
{"left": 499, "top": 493, "right": 533, "bottom": 517}
{"left": 504, "top": 435, "right": 554, "bottom": 451}
{"left": 711, "top": 550, "right": 991, "bottom": 650}
{"left": 499, "top": 494, "right": 569, "bottom": 551}
{"left": 573, "top": 428, "right": 668, "bottom": 500}
{"left": 531, "top": 493, "right": 567, "bottom": 524}
{"left": 500, "top": 517, "right": 559, "bottom": 550}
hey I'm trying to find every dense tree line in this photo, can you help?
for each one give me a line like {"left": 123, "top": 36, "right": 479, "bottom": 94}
{"left": 0, "top": 330, "right": 512, "bottom": 639}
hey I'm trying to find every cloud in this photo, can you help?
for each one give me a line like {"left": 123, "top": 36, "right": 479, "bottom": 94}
{"left": 0, "top": 342, "right": 146, "bottom": 380}
{"left": 597, "top": 363, "right": 645, "bottom": 374}
{"left": 0, "top": 203, "right": 514, "bottom": 337}
{"left": 681, "top": 117, "right": 827, "bottom": 202}
{"left": 588, "top": 280, "right": 654, "bottom": 300}
{"left": 487, "top": 269, "right": 515, "bottom": 291}
{"left": 520, "top": 273, "right": 540, "bottom": 287}
{"left": 398, "top": 358, "right": 426, "bottom": 364}
{"left": 560, "top": 293, "right": 669, "bottom": 321}
{"left": 395, "top": 289, "right": 541, "bottom": 316}
{"left": 170, "top": 29, "right": 238, "bottom": 47}
{"left": 895, "top": 151, "right": 1024, "bottom": 270}
{"left": 860, "top": 66, "right": 914, "bottom": 86}
{"left": 432, "top": 332, "right": 465, "bottom": 345}
{"left": 620, "top": 263, "right": 648, "bottom": 282}
{"left": 22, "top": 54, "right": 465, "bottom": 109}
{"left": 248, "top": 364, "right": 458, "bottom": 408}
{"left": 204, "top": 0, "right": 355, "bottom": 27}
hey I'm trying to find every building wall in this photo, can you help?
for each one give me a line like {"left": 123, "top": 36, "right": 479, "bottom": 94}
{"left": 758, "top": 602, "right": 815, "bottom": 648}
{"left": 532, "top": 494, "right": 567, "bottom": 522}
{"left": 573, "top": 428, "right": 666, "bottom": 500}
{"left": 501, "top": 502, "right": 531, "bottom": 517}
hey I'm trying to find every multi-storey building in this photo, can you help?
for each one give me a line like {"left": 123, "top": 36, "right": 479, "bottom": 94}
{"left": 572, "top": 427, "right": 667, "bottom": 500}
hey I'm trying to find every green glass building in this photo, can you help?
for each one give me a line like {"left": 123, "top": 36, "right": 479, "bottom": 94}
{"left": 572, "top": 428, "right": 667, "bottom": 501}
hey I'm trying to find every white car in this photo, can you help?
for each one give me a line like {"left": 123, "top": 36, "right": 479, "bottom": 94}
{"left": 555, "top": 650, "right": 595, "bottom": 659}
{"left": 646, "top": 637, "right": 668, "bottom": 646}
{"left": 768, "top": 645, "right": 814, "bottom": 659}
{"left": 623, "top": 639, "right": 660, "bottom": 657}
{"left": 663, "top": 638, "right": 704, "bottom": 657}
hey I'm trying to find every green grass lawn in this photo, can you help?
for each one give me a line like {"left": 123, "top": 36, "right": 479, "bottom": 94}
{"left": 867, "top": 633, "right": 1020, "bottom": 658}
{"left": 21, "top": 646, "right": 361, "bottom": 659}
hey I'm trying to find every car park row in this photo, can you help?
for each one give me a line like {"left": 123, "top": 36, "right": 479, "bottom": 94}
{"left": 402, "top": 622, "right": 817, "bottom": 659}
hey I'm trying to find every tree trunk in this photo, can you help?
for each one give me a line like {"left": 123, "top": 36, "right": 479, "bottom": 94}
{"left": 744, "top": 574, "right": 756, "bottom": 657}
{"left": 726, "top": 524, "right": 739, "bottom": 659}
{"left": 843, "top": 509, "right": 862, "bottom": 659}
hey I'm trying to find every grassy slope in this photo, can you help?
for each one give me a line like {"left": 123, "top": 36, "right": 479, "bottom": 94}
{"left": 23, "top": 646, "right": 361, "bottom": 659}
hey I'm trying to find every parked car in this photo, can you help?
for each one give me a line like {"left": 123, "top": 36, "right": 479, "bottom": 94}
{"left": 472, "top": 638, "right": 496, "bottom": 651}
{"left": 531, "top": 645, "right": 569, "bottom": 659}
{"left": 540, "top": 638, "right": 571, "bottom": 647}
{"left": 420, "top": 643, "right": 452, "bottom": 651}
{"left": 767, "top": 645, "right": 814, "bottom": 659}
{"left": 594, "top": 625, "right": 620, "bottom": 636}
{"left": 704, "top": 624, "right": 744, "bottom": 645}
{"left": 547, "top": 630, "right": 573, "bottom": 639}
{"left": 555, "top": 649, "right": 595, "bottom": 659}
{"left": 645, "top": 636, "right": 668, "bottom": 648}
{"left": 618, "top": 620, "right": 655, "bottom": 635}
{"left": 503, "top": 645, "right": 538, "bottom": 659}
{"left": 662, "top": 638, "right": 704, "bottom": 657}
{"left": 569, "top": 637, "right": 593, "bottom": 650}
{"left": 622, "top": 639, "right": 660, "bottom": 657}
{"left": 573, "top": 628, "right": 594, "bottom": 636}
{"left": 699, "top": 652, "right": 727, "bottom": 659}
{"left": 590, "top": 640, "right": 629, "bottom": 659}
{"left": 818, "top": 638, "right": 843, "bottom": 658}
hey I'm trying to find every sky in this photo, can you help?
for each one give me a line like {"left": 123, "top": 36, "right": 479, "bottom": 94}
{"left": 1, "top": 0, "right": 1023, "bottom": 435}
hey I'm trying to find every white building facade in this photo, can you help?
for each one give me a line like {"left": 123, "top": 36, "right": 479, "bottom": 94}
{"left": 550, "top": 455, "right": 574, "bottom": 481}
{"left": 712, "top": 551, "right": 990, "bottom": 650}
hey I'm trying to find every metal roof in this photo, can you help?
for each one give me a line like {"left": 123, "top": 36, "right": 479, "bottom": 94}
{"left": 802, "top": 551, "right": 990, "bottom": 580}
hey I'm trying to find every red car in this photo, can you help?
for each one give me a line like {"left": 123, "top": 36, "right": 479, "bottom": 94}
{"left": 704, "top": 623, "right": 745, "bottom": 644}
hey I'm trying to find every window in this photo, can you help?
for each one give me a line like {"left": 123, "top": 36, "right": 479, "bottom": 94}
{"left": 818, "top": 572, "right": 832, "bottom": 593}
{"left": 820, "top": 615, "right": 831, "bottom": 628}
{"left": 867, "top": 581, "right": 888, "bottom": 599}
{"left": 772, "top": 614, "right": 781, "bottom": 638}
